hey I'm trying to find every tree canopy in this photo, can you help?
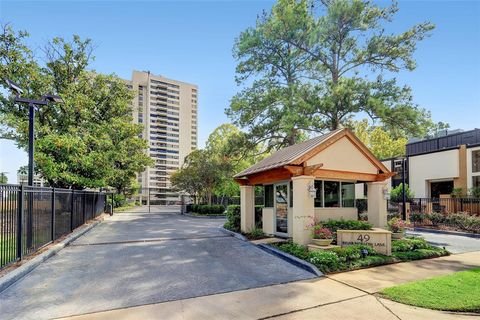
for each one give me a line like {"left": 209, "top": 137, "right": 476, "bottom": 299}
{"left": 0, "top": 24, "right": 152, "bottom": 190}
{"left": 227, "top": 0, "right": 444, "bottom": 151}
{"left": 350, "top": 119, "right": 407, "bottom": 159}
{"left": 171, "top": 123, "right": 264, "bottom": 202}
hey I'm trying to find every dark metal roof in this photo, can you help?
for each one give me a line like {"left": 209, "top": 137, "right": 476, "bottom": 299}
{"left": 234, "top": 129, "right": 343, "bottom": 178}
{"left": 406, "top": 128, "right": 480, "bottom": 156}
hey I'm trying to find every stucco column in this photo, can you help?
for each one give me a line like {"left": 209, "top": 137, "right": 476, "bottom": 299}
{"left": 240, "top": 185, "right": 255, "bottom": 232}
{"left": 367, "top": 181, "right": 388, "bottom": 228}
{"left": 292, "top": 176, "right": 315, "bottom": 245}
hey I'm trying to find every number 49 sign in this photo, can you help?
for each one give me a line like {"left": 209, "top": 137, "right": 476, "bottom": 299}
{"left": 356, "top": 234, "right": 371, "bottom": 243}
{"left": 337, "top": 229, "right": 392, "bottom": 256}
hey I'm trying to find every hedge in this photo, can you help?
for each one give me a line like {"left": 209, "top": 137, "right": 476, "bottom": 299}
{"left": 273, "top": 237, "right": 448, "bottom": 274}
{"left": 223, "top": 204, "right": 263, "bottom": 232}
{"left": 189, "top": 204, "right": 225, "bottom": 215}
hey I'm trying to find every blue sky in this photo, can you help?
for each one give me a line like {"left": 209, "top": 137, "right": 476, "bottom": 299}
{"left": 1, "top": 0, "right": 479, "bottom": 183}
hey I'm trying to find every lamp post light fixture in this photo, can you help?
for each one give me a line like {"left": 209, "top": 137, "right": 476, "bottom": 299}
{"left": 4, "top": 78, "right": 63, "bottom": 248}
{"left": 5, "top": 79, "right": 63, "bottom": 187}
{"left": 394, "top": 156, "right": 408, "bottom": 221}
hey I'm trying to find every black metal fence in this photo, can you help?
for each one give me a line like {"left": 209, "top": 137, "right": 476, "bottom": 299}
{"left": 0, "top": 184, "right": 111, "bottom": 269}
{"left": 387, "top": 197, "right": 480, "bottom": 216}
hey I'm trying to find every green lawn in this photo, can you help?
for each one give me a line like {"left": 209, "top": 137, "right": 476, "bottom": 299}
{"left": 381, "top": 268, "right": 480, "bottom": 313}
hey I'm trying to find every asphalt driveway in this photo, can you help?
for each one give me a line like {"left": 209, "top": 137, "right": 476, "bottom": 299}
{"left": 406, "top": 229, "right": 480, "bottom": 254}
{"left": 0, "top": 208, "right": 314, "bottom": 320}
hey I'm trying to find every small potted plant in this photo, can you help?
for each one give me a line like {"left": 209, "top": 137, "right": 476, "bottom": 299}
{"left": 387, "top": 217, "right": 406, "bottom": 239}
{"left": 310, "top": 224, "right": 333, "bottom": 246}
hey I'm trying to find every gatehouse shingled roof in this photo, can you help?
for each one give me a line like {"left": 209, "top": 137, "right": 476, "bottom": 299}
{"left": 234, "top": 129, "right": 343, "bottom": 178}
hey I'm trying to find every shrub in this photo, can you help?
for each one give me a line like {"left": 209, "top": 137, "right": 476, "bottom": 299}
{"left": 444, "top": 213, "right": 480, "bottom": 233}
{"left": 275, "top": 242, "right": 309, "bottom": 260}
{"left": 322, "top": 219, "right": 373, "bottom": 232}
{"left": 451, "top": 187, "right": 465, "bottom": 198}
{"left": 470, "top": 187, "right": 480, "bottom": 198}
{"left": 393, "top": 248, "right": 448, "bottom": 261}
{"left": 308, "top": 250, "right": 341, "bottom": 273}
{"left": 191, "top": 204, "right": 225, "bottom": 215}
{"left": 392, "top": 237, "right": 430, "bottom": 252}
{"left": 349, "top": 255, "right": 393, "bottom": 269}
{"left": 387, "top": 217, "right": 406, "bottom": 233}
{"left": 409, "top": 212, "right": 426, "bottom": 224}
{"left": 113, "top": 194, "right": 127, "bottom": 208}
{"left": 427, "top": 212, "right": 445, "bottom": 226}
{"left": 244, "top": 227, "right": 265, "bottom": 240}
{"left": 329, "top": 244, "right": 375, "bottom": 262}
{"left": 390, "top": 183, "right": 414, "bottom": 202}
{"left": 388, "top": 211, "right": 401, "bottom": 220}
{"left": 224, "top": 205, "right": 241, "bottom": 232}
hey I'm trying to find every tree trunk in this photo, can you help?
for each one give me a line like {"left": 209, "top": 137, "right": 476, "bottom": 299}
{"left": 207, "top": 190, "right": 212, "bottom": 205}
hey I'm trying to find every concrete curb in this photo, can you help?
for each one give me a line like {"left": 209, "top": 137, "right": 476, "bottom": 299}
{"left": 408, "top": 227, "right": 480, "bottom": 239}
{"left": 183, "top": 213, "right": 226, "bottom": 219}
{"left": 257, "top": 243, "right": 323, "bottom": 277}
{"left": 218, "top": 227, "right": 248, "bottom": 241}
{"left": 0, "top": 220, "right": 101, "bottom": 294}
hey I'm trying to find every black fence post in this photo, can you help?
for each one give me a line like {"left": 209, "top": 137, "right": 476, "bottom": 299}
{"left": 460, "top": 198, "right": 464, "bottom": 212}
{"left": 17, "top": 185, "right": 24, "bottom": 260}
{"left": 111, "top": 192, "right": 114, "bottom": 215}
{"left": 83, "top": 192, "right": 87, "bottom": 223}
{"left": 51, "top": 187, "right": 56, "bottom": 241}
{"left": 70, "top": 189, "right": 74, "bottom": 231}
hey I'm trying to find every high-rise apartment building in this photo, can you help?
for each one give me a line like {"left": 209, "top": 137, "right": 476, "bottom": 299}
{"left": 128, "top": 70, "right": 198, "bottom": 205}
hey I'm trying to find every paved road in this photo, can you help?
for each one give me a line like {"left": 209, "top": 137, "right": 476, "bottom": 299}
{"left": 0, "top": 209, "right": 314, "bottom": 320}
{"left": 406, "top": 229, "right": 480, "bottom": 254}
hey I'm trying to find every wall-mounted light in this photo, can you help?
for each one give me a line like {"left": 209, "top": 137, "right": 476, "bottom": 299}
{"left": 307, "top": 183, "right": 317, "bottom": 198}
{"left": 382, "top": 187, "right": 390, "bottom": 200}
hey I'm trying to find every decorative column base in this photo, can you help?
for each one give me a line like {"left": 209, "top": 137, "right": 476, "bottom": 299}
{"left": 367, "top": 181, "right": 388, "bottom": 228}
{"left": 240, "top": 185, "right": 255, "bottom": 232}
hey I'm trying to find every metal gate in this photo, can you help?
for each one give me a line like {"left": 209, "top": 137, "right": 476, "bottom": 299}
{"left": 124, "top": 188, "right": 184, "bottom": 213}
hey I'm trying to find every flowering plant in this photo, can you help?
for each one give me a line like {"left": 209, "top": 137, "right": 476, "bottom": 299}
{"left": 311, "top": 224, "right": 333, "bottom": 239}
{"left": 387, "top": 217, "right": 406, "bottom": 233}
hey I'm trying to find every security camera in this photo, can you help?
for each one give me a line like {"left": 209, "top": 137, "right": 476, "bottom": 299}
{"left": 5, "top": 78, "right": 24, "bottom": 95}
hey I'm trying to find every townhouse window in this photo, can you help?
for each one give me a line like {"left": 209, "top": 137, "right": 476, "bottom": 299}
{"left": 473, "top": 150, "right": 480, "bottom": 173}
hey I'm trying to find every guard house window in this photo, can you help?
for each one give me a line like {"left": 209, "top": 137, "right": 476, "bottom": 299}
{"left": 324, "top": 181, "right": 340, "bottom": 207}
{"left": 315, "top": 180, "right": 354, "bottom": 208}
{"left": 264, "top": 184, "right": 274, "bottom": 207}
{"left": 341, "top": 182, "right": 355, "bottom": 207}
{"left": 314, "top": 180, "right": 323, "bottom": 208}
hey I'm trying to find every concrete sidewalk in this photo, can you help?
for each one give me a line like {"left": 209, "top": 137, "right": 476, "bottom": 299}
{"left": 60, "top": 251, "right": 480, "bottom": 320}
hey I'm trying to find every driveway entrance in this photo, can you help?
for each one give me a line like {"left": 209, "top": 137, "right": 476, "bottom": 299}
{"left": 0, "top": 208, "right": 314, "bottom": 320}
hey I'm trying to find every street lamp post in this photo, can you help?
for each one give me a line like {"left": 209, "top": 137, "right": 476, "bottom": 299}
{"left": 401, "top": 157, "right": 406, "bottom": 220}
{"left": 4, "top": 79, "right": 63, "bottom": 248}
